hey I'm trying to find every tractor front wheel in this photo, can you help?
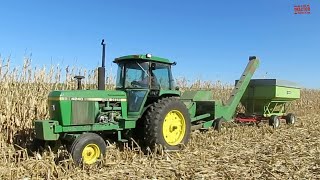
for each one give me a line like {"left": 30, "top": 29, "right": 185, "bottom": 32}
{"left": 144, "top": 97, "right": 191, "bottom": 151}
{"left": 70, "top": 133, "right": 106, "bottom": 165}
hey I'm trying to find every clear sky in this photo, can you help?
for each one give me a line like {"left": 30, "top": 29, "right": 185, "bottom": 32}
{"left": 0, "top": 1, "right": 319, "bottom": 88}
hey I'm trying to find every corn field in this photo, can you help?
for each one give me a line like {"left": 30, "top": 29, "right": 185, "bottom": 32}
{"left": 0, "top": 57, "right": 319, "bottom": 179}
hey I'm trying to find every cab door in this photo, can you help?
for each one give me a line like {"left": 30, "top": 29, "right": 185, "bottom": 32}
{"left": 123, "top": 61, "right": 150, "bottom": 115}
{"left": 127, "top": 89, "right": 149, "bottom": 113}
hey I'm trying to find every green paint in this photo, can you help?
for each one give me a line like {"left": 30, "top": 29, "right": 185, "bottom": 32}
{"left": 221, "top": 58, "right": 260, "bottom": 121}
{"left": 119, "top": 119, "right": 136, "bottom": 129}
{"left": 49, "top": 99, "right": 71, "bottom": 126}
{"left": 181, "top": 90, "right": 214, "bottom": 101}
{"left": 159, "top": 90, "right": 180, "bottom": 97}
{"left": 214, "top": 101, "right": 230, "bottom": 120}
{"left": 55, "top": 123, "right": 121, "bottom": 133}
{"left": 202, "top": 120, "right": 214, "bottom": 129}
{"left": 180, "top": 91, "right": 215, "bottom": 121}
{"left": 34, "top": 120, "right": 60, "bottom": 140}
{"left": 54, "top": 124, "right": 63, "bottom": 133}
{"left": 275, "top": 86, "right": 300, "bottom": 100}
{"left": 242, "top": 86, "right": 300, "bottom": 101}
{"left": 36, "top": 52, "right": 299, "bottom": 150}
{"left": 35, "top": 54, "right": 181, "bottom": 142}
{"left": 183, "top": 101, "right": 196, "bottom": 117}
{"left": 240, "top": 79, "right": 301, "bottom": 117}
{"left": 185, "top": 58, "right": 261, "bottom": 124}
{"left": 191, "top": 113, "right": 211, "bottom": 122}
{"left": 49, "top": 90, "right": 127, "bottom": 99}
{"left": 180, "top": 58, "right": 260, "bottom": 126}
{"left": 49, "top": 90, "right": 127, "bottom": 126}
{"left": 121, "top": 101, "right": 128, "bottom": 119}
{"left": 114, "top": 54, "right": 173, "bottom": 64}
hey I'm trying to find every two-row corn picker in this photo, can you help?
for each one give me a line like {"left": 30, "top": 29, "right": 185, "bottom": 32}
{"left": 33, "top": 40, "right": 300, "bottom": 164}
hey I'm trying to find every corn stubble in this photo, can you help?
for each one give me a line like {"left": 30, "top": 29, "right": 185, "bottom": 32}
{"left": 0, "top": 58, "right": 319, "bottom": 179}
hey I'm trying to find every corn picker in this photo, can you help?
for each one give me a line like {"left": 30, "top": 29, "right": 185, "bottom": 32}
{"left": 33, "top": 40, "right": 300, "bottom": 165}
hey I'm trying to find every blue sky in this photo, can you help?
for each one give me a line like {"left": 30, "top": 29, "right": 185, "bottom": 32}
{"left": 0, "top": 1, "right": 319, "bottom": 88}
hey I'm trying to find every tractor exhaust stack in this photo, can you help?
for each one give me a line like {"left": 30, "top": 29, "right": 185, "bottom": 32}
{"left": 98, "top": 39, "right": 106, "bottom": 90}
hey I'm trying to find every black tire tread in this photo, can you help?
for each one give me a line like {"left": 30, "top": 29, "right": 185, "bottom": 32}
{"left": 286, "top": 113, "right": 296, "bottom": 124}
{"left": 214, "top": 118, "right": 223, "bottom": 132}
{"left": 269, "top": 115, "right": 280, "bottom": 128}
{"left": 70, "top": 133, "right": 107, "bottom": 165}
{"left": 144, "top": 97, "right": 191, "bottom": 150}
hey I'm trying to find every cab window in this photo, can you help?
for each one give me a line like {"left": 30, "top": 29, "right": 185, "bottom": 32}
{"left": 124, "top": 62, "right": 149, "bottom": 88}
{"left": 151, "top": 63, "right": 171, "bottom": 90}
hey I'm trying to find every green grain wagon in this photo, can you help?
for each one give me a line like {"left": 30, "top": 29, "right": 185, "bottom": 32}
{"left": 235, "top": 79, "right": 301, "bottom": 128}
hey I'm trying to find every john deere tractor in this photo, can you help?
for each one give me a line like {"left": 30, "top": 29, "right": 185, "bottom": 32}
{"left": 34, "top": 40, "right": 262, "bottom": 164}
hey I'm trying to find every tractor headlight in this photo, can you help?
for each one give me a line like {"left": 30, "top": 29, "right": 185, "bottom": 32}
{"left": 146, "top": 53, "right": 152, "bottom": 58}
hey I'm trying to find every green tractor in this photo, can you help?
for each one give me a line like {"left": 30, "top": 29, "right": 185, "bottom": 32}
{"left": 34, "top": 40, "right": 261, "bottom": 165}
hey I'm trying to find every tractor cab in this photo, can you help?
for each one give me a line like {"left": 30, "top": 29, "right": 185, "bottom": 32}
{"left": 113, "top": 54, "right": 179, "bottom": 114}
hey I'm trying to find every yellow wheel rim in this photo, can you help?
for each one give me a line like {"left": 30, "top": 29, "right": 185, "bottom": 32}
{"left": 82, "top": 144, "right": 101, "bottom": 164}
{"left": 162, "top": 110, "right": 186, "bottom": 146}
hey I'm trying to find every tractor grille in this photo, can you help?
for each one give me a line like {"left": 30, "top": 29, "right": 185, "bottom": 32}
{"left": 71, "top": 101, "right": 96, "bottom": 125}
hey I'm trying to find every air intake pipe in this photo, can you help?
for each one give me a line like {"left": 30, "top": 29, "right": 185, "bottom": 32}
{"left": 98, "top": 39, "right": 106, "bottom": 90}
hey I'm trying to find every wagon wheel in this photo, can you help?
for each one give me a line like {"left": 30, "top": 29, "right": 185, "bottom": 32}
{"left": 213, "top": 118, "right": 224, "bottom": 132}
{"left": 286, "top": 113, "right": 296, "bottom": 124}
{"left": 269, "top": 115, "right": 280, "bottom": 128}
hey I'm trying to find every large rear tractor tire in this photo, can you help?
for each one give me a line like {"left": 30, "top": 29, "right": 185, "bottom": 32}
{"left": 269, "top": 115, "right": 280, "bottom": 129}
{"left": 286, "top": 113, "right": 296, "bottom": 124}
{"left": 70, "top": 133, "right": 106, "bottom": 165}
{"left": 144, "top": 97, "right": 191, "bottom": 151}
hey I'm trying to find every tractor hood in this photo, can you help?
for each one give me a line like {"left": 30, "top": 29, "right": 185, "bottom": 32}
{"left": 47, "top": 90, "right": 127, "bottom": 126}
{"left": 48, "top": 90, "right": 127, "bottom": 101}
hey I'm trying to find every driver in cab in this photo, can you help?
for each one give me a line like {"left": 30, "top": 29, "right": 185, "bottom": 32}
{"left": 131, "top": 72, "right": 158, "bottom": 88}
